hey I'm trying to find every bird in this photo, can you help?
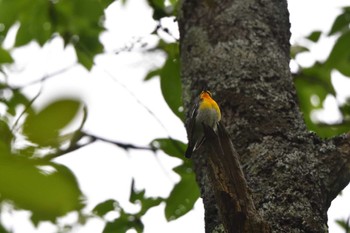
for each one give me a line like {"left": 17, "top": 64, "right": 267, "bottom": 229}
{"left": 185, "top": 90, "right": 221, "bottom": 158}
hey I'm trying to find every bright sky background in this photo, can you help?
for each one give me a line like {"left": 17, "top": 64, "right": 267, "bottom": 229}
{"left": 1, "top": 0, "right": 350, "bottom": 233}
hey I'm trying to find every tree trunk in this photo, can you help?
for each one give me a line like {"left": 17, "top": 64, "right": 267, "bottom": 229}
{"left": 178, "top": 0, "right": 350, "bottom": 232}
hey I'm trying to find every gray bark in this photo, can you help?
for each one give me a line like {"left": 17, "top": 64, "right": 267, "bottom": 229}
{"left": 178, "top": 0, "right": 350, "bottom": 232}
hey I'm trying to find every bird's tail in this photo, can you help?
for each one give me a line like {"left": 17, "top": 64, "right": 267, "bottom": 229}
{"left": 185, "top": 144, "right": 193, "bottom": 158}
{"left": 184, "top": 137, "right": 206, "bottom": 159}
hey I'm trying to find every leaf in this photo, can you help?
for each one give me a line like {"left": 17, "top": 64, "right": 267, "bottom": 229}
{"left": 75, "top": 46, "right": 94, "bottom": 70}
{"left": 150, "top": 138, "right": 186, "bottom": 159}
{"left": 23, "top": 99, "right": 81, "bottom": 147}
{"left": 160, "top": 56, "right": 184, "bottom": 121}
{"left": 0, "top": 0, "right": 106, "bottom": 69}
{"left": 329, "top": 7, "right": 350, "bottom": 35}
{"left": 0, "top": 223, "right": 10, "bottom": 233}
{"left": 325, "top": 31, "right": 350, "bottom": 76}
{"left": 147, "top": 0, "right": 167, "bottom": 20}
{"left": 294, "top": 63, "right": 350, "bottom": 137}
{"left": 14, "top": 0, "right": 52, "bottom": 47}
{"left": 290, "top": 45, "right": 309, "bottom": 59}
{"left": 165, "top": 163, "right": 200, "bottom": 221}
{"left": 54, "top": 0, "right": 105, "bottom": 70}
{"left": 0, "top": 47, "right": 14, "bottom": 64}
{"left": 129, "top": 179, "right": 163, "bottom": 217}
{"left": 7, "top": 89, "right": 33, "bottom": 116}
{"left": 0, "top": 120, "right": 13, "bottom": 148}
{"left": 103, "top": 212, "right": 144, "bottom": 233}
{"left": 93, "top": 199, "right": 119, "bottom": 217}
{"left": 144, "top": 68, "right": 161, "bottom": 81}
{"left": 0, "top": 157, "right": 83, "bottom": 222}
{"left": 336, "top": 218, "right": 350, "bottom": 232}
{"left": 307, "top": 31, "right": 322, "bottom": 43}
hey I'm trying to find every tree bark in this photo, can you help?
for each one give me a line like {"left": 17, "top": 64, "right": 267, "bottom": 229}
{"left": 178, "top": 0, "right": 350, "bottom": 232}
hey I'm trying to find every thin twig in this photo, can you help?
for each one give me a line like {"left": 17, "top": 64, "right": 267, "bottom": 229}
{"left": 11, "top": 87, "right": 42, "bottom": 132}
{"left": 12, "top": 64, "right": 77, "bottom": 90}
{"left": 82, "top": 131, "right": 157, "bottom": 151}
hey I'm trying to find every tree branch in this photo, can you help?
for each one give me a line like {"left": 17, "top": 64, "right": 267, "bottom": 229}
{"left": 82, "top": 132, "right": 157, "bottom": 151}
{"left": 321, "top": 133, "right": 350, "bottom": 206}
{"left": 203, "top": 122, "right": 270, "bottom": 233}
{"left": 43, "top": 131, "right": 157, "bottom": 161}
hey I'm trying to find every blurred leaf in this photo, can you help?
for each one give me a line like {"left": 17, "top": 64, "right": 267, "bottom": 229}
{"left": 336, "top": 217, "right": 350, "bottom": 233}
{"left": 54, "top": 0, "right": 105, "bottom": 70}
{"left": 75, "top": 46, "right": 94, "bottom": 70}
{"left": 23, "top": 99, "right": 81, "bottom": 147}
{"left": 129, "top": 179, "right": 163, "bottom": 217}
{"left": 0, "top": 157, "right": 83, "bottom": 222}
{"left": 7, "top": 90, "right": 33, "bottom": 116}
{"left": 0, "top": 119, "right": 13, "bottom": 147}
{"left": 307, "top": 31, "right": 322, "bottom": 42}
{"left": 294, "top": 62, "right": 350, "bottom": 137}
{"left": 165, "top": 163, "right": 199, "bottom": 221}
{"left": 147, "top": 0, "right": 166, "bottom": 20}
{"left": 290, "top": 45, "right": 309, "bottom": 59}
{"left": 329, "top": 7, "right": 350, "bottom": 35}
{"left": 150, "top": 138, "right": 186, "bottom": 159}
{"left": 0, "top": 47, "right": 13, "bottom": 64}
{"left": 160, "top": 56, "right": 184, "bottom": 121}
{"left": 93, "top": 199, "right": 119, "bottom": 217}
{"left": 0, "top": 0, "right": 106, "bottom": 69}
{"left": 0, "top": 0, "right": 25, "bottom": 37}
{"left": 14, "top": 0, "right": 52, "bottom": 47}
{"left": 157, "top": 40, "right": 178, "bottom": 58}
{"left": 325, "top": 31, "right": 350, "bottom": 76}
{"left": 0, "top": 223, "right": 10, "bottom": 233}
{"left": 100, "top": 0, "right": 115, "bottom": 8}
{"left": 144, "top": 68, "right": 161, "bottom": 81}
{"left": 103, "top": 211, "right": 144, "bottom": 233}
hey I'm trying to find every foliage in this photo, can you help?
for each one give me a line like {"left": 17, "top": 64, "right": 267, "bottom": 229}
{"left": 336, "top": 217, "right": 350, "bottom": 233}
{"left": 293, "top": 6, "right": 350, "bottom": 137}
{"left": 0, "top": 0, "right": 113, "bottom": 70}
{"left": 0, "top": 93, "right": 85, "bottom": 226}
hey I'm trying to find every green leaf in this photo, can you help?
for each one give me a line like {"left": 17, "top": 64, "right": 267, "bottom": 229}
{"left": 75, "top": 46, "right": 94, "bottom": 70}
{"left": 336, "top": 217, "right": 350, "bottom": 232}
{"left": 150, "top": 138, "right": 186, "bottom": 159}
{"left": 93, "top": 199, "right": 119, "bottom": 217}
{"left": 147, "top": 0, "right": 166, "bottom": 20}
{"left": 294, "top": 62, "right": 350, "bottom": 137}
{"left": 23, "top": 99, "right": 81, "bottom": 147}
{"left": 290, "top": 45, "right": 309, "bottom": 59}
{"left": 14, "top": 0, "right": 52, "bottom": 47}
{"left": 100, "top": 0, "right": 115, "bottom": 8}
{"left": 0, "top": 120, "right": 13, "bottom": 147}
{"left": 0, "top": 0, "right": 25, "bottom": 37}
{"left": 307, "top": 31, "right": 322, "bottom": 42}
{"left": 129, "top": 179, "right": 163, "bottom": 217}
{"left": 160, "top": 56, "right": 184, "bottom": 121}
{"left": 7, "top": 90, "right": 33, "bottom": 116}
{"left": 165, "top": 163, "right": 199, "bottom": 221}
{"left": 0, "top": 157, "right": 83, "bottom": 222}
{"left": 329, "top": 7, "right": 350, "bottom": 35}
{"left": 54, "top": 0, "right": 105, "bottom": 70}
{"left": 144, "top": 68, "right": 161, "bottom": 81}
{"left": 103, "top": 212, "right": 144, "bottom": 233}
{"left": 325, "top": 31, "right": 350, "bottom": 76}
{"left": 0, "top": 222, "right": 10, "bottom": 233}
{"left": 0, "top": 47, "right": 13, "bottom": 64}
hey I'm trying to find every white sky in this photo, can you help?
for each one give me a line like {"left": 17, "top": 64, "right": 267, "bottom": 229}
{"left": 1, "top": 0, "right": 350, "bottom": 233}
